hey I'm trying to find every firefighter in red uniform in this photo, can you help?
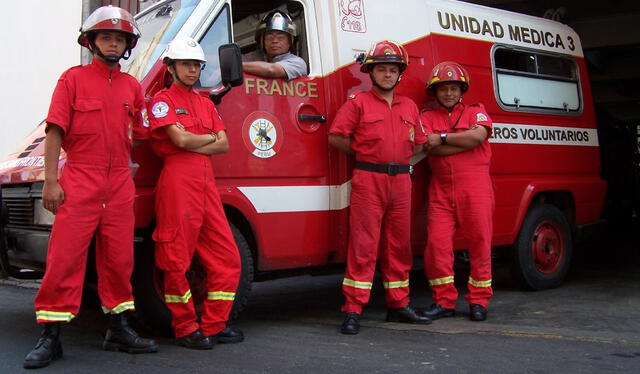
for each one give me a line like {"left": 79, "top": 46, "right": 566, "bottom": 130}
{"left": 419, "top": 61, "right": 494, "bottom": 322}
{"left": 329, "top": 40, "right": 431, "bottom": 335}
{"left": 23, "top": 6, "right": 158, "bottom": 370}
{"left": 149, "top": 37, "right": 242, "bottom": 349}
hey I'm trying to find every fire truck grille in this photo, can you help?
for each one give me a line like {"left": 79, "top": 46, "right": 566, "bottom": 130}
{"left": 1, "top": 184, "right": 43, "bottom": 230}
{"left": 4, "top": 196, "right": 35, "bottom": 228}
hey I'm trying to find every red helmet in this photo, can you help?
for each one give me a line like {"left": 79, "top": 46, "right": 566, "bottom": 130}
{"left": 77, "top": 6, "right": 141, "bottom": 49}
{"left": 359, "top": 40, "right": 409, "bottom": 73}
{"left": 426, "top": 61, "right": 470, "bottom": 95}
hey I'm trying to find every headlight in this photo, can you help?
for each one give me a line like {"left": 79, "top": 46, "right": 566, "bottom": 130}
{"left": 34, "top": 199, "right": 55, "bottom": 226}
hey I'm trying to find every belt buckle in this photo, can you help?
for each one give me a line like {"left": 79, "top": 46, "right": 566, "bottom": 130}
{"left": 387, "top": 162, "right": 399, "bottom": 176}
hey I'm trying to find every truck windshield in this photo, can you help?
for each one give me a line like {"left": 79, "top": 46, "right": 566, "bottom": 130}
{"left": 122, "top": 0, "right": 199, "bottom": 81}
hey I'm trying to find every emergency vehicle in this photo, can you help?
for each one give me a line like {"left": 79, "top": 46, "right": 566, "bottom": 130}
{"left": 0, "top": 0, "right": 605, "bottom": 332}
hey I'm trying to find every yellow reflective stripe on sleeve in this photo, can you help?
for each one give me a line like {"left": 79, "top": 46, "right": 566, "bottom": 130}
{"left": 342, "top": 278, "right": 373, "bottom": 290}
{"left": 468, "top": 277, "right": 492, "bottom": 288}
{"left": 35, "top": 310, "right": 75, "bottom": 322}
{"left": 207, "top": 291, "right": 235, "bottom": 301}
{"left": 383, "top": 279, "right": 410, "bottom": 289}
{"left": 102, "top": 300, "right": 135, "bottom": 314}
{"left": 428, "top": 276, "right": 455, "bottom": 286}
{"left": 165, "top": 290, "right": 192, "bottom": 304}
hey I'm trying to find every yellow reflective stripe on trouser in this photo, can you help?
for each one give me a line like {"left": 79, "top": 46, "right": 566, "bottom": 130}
{"left": 468, "top": 277, "right": 492, "bottom": 288}
{"left": 428, "top": 276, "right": 455, "bottom": 286}
{"left": 343, "top": 278, "right": 373, "bottom": 290}
{"left": 102, "top": 300, "right": 136, "bottom": 314}
{"left": 36, "top": 310, "right": 75, "bottom": 322}
{"left": 165, "top": 290, "right": 192, "bottom": 304}
{"left": 207, "top": 291, "right": 235, "bottom": 301}
{"left": 383, "top": 279, "right": 410, "bottom": 289}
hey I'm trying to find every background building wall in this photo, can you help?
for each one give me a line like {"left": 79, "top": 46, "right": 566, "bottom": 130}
{"left": 0, "top": 1, "right": 83, "bottom": 158}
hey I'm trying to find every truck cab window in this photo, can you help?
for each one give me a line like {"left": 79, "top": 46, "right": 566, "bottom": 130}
{"left": 232, "top": 0, "right": 309, "bottom": 75}
{"left": 122, "top": 0, "right": 200, "bottom": 81}
{"left": 494, "top": 47, "right": 581, "bottom": 114}
{"left": 197, "top": 5, "right": 232, "bottom": 88}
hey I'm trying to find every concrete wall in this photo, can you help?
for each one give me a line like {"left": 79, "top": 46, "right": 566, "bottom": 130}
{"left": 0, "top": 1, "right": 83, "bottom": 158}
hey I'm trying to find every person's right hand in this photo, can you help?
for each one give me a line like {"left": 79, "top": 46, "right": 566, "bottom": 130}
{"left": 42, "top": 180, "right": 65, "bottom": 214}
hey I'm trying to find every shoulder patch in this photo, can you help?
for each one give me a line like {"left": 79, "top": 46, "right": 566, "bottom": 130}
{"left": 152, "top": 101, "right": 169, "bottom": 118}
{"left": 476, "top": 113, "right": 488, "bottom": 122}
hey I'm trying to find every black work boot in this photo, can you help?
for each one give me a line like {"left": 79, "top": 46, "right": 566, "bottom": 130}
{"left": 340, "top": 313, "right": 360, "bottom": 335}
{"left": 386, "top": 305, "right": 432, "bottom": 324}
{"left": 23, "top": 322, "right": 63, "bottom": 369}
{"left": 176, "top": 330, "right": 214, "bottom": 350}
{"left": 103, "top": 313, "right": 159, "bottom": 354}
{"left": 211, "top": 327, "right": 244, "bottom": 344}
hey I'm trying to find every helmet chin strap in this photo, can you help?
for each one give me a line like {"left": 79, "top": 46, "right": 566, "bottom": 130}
{"left": 169, "top": 63, "right": 197, "bottom": 88}
{"left": 370, "top": 71, "right": 402, "bottom": 92}
{"left": 90, "top": 41, "right": 124, "bottom": 63}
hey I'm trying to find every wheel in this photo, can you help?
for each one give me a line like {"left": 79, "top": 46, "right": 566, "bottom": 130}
{"left": 131, "top": 223, "right": 254, "bottom": 336}
{"left": 511, "top": 204, "right": 573, "bottom": 290}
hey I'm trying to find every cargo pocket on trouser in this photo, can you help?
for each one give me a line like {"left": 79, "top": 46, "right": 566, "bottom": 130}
{"left": 152, "top": 226, "right": 189, "bottom": 272}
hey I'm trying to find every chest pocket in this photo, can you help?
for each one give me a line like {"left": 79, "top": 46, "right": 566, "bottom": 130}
{"left": 360, "top": 113, "right": 385, "bottom": 143}
{"left": 71, "top": 98, "right": 102, "bottom": 135}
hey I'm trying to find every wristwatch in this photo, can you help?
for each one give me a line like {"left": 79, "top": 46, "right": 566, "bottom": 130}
{"left": 440, "top": 132, "right": 448, "bottom": 145}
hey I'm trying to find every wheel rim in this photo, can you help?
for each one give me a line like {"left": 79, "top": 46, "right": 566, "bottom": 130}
{"left": 531, "top": 220, "right": 565, "bottom": 275}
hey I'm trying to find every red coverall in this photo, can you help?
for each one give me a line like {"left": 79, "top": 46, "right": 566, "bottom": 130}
{"left": 421, "top": 102, "right": 494, "bottom": 309}
{"left": 149, "top": 84, "right": 240, "bottom": 338}
{"left": 35, "top": 59, "right": 147, "bottom": 322}
{"left": 330, "top": 90, "right": 426, "bottom": 314}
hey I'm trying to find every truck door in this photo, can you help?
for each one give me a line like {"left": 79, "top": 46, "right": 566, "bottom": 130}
{"left": 196, "top": 1, "right": 330, "bottom": 270}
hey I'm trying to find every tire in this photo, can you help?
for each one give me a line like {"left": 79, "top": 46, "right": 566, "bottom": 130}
{"left": 510, "top": 204, "right": 573, "bottom": 290}
{"left": 131, "top": 223, "right": 254, "bottom": 336}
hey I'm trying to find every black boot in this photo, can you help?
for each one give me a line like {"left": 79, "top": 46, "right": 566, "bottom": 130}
{"left": 23, "top": 323, "right": 63, "bottom": 369}
{"left": 340, "top": 313, "right": 360, "bottom": 335}
{"left": 211, "top": 327, "right": 244, "bottom": 344}
{"left": 386, "top": 306, "right": 432, "bottom": 324}
{"left": 103, "top": 313, "right": 159, "bottom": 354}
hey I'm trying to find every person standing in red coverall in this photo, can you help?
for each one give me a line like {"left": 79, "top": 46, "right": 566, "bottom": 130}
{"left": 419, "top": 61, "right": 494, "bottom": 322}
{"left": 329, "top": 40, "right": 431, "bottom": 335}
{"left": 149, "top": 37, "right": 242, "bottom": 350}
{"left": 23, "top": 6, "right": 158, "bottom": 370}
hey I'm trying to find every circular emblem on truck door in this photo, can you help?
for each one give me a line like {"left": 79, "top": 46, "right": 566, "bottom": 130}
{"left": 242, "top": 111, "right": 283, "bottom": 159}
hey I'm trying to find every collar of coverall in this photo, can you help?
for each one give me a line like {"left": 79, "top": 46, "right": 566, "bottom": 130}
{"left": 169, "top": 82, "right": 197, "bottom": 96}
{"left": 437, "top": 100, "right": 465, "bottom": 114}
{"left": 369, "top": 87, "right": 403, "bottom": 106}
{"left": 90, "top": 57, "right": 122, "bottom": 77}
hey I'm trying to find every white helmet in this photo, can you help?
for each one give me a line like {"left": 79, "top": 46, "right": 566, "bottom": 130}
{"left": 162, "top": 36, "right": 206, "bottom": 64}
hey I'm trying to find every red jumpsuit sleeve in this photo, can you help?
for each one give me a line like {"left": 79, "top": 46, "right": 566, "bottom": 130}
{"left": 420, "top": 110, "right": 435, "bottom": 134}
{"left": 469, "top": 103, "right": 493, "bottom": 136}
{"left": 410, "top": 103, "right": 427, "bottom": 145}
{"left": 132, "top": 82, "right": 149, "bottom": 140}
{"left": 329, "top": 97, "right": 360, "bottom": 137}
{"left": 149, "top": 92, "right": 178, "bottom": 138}
{"left": 45, "top": 72, "right": 73, "bottom": 135}
{"left": 211, "top": 105, "right": 226, "bottom": 133}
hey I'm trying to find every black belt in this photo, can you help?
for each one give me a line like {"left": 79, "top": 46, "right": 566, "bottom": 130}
{"left": 355, "top": 161, "right": 412, "bottom": 176}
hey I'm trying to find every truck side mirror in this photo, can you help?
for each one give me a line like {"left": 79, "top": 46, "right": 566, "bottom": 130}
{"left": 211, "top": 43, "right": 243, "bottom": 104}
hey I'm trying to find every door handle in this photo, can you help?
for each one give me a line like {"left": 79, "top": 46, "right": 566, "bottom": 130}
{"left": 297, "top": 114, "right": 326, "bottom": 122}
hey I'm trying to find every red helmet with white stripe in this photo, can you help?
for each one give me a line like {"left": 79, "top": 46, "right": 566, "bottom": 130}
{"left": 78, "top": 6, "right": 141, "bottom": 50}
{"left": 426, "top": 61, "right": 470, "bottom": 95}
{"left": 359, "top": 40, "right": 409, "bottom": 73}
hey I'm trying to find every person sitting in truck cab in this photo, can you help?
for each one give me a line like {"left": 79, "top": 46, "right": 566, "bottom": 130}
{"left": 242, "top": 10, "right": 307, "bottom": 80}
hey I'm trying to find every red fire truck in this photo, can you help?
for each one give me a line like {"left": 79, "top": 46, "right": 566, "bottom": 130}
{"left": 0, "top": 0, "right": 606, "bottom": 331}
